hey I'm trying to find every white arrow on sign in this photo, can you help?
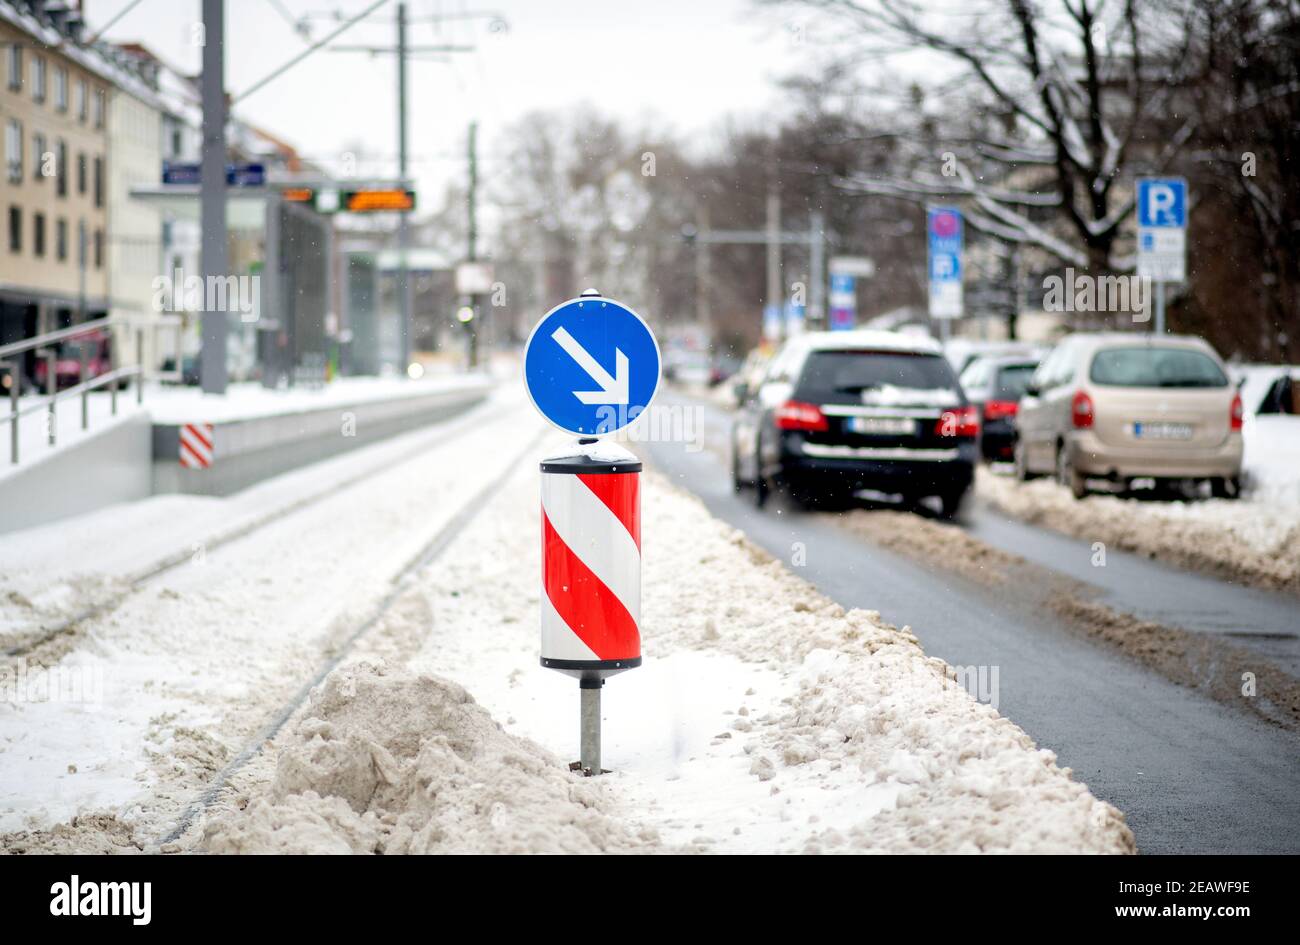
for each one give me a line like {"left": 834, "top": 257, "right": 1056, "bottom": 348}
{"left": 551, "top": 326, "right": 629, "bottom": 405}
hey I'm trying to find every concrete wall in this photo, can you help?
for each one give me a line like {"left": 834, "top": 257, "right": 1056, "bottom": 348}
{"left": 0, "top": 411, "right": 152, "bottom": 534}
{"left": 151, "top": 383, "right": 489, "bottom": 497}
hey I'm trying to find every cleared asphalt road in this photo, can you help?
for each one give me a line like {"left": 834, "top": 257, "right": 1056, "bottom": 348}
{"left": 641, "top": 388, "right": 1300, "bottom": 854}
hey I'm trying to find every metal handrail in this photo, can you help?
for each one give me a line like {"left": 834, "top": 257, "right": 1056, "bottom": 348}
{"left": 4, "top": 323, "right": 150, "bottom": 466}
{"left": 0, "top": 316, "right": 116, "bottom": 360}
{"left": 4, "top": 366, "right": 142, "bottom": 424}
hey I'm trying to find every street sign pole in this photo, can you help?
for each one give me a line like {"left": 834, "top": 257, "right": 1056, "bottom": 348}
{"left": 525, "top": 288, "right": 660, "bottom": 775}
{"left": 927, "top": 206, "right": 964, "bottom": 342}
{"left": 396, "top": 2, "right": 412, "bottom": 374}
{"left": 1136, "top": 178, "right": 1187, "bottom": 336}
{"left": 200, "top": 0, "right": 228, "bottom": 395}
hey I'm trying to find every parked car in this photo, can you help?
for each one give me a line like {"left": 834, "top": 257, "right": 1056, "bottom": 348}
{"left": 959, "top": 354, "right": 1041, "bottom": 462}
{"left": 709, "top": 353, "right": 743, "bottom": 387}
{"left": 32, "top": 331, "right": 113, "bottom": 391}
{"left": 161, "top": 354, "right": 202, "bottom": 386}
{"left": 1014, "top": 333, "right": 1243, "bottom": 499}
{"left": 729, "top": 349, "right": 772, "bottom": 407}
{"left": 664, "top": 350, "right": 712, "bottom": 386}
{"left": 731, "top": 330, "right": 977, "bottom": 516}
{"left": 943, "top": 338, "right": 1045, "bottom": 376}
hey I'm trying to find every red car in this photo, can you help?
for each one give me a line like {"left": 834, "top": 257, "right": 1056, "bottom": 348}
{"left": 33, "top": 330, "right": 113, "bottom": 391}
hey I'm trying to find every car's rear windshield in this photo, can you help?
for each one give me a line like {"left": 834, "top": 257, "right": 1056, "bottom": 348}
{"left": 994, "top": 363, "right": 1037, "bottom": 399}
{"left": 1089, "top": 346, "right": 1228, "bottom": 388}
{"left": 796, "top": 350, "right": 959, "bottom": 400}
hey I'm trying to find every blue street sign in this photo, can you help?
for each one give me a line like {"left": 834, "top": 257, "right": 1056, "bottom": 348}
{"left": 829, "top": 273, "right": 856, "bottom": 330}
{"left": 161, "top": 161, "right": 267, "bottom": 187}
{"left": 927, "top": 207, "right": 963, "bottom": 276}
{"left": 762, "top": 303, "right": 782, "bottom": 341}
{"left": 784, "top": 299, "right": 805, "bottom": 335}
{"left": 1137, "top": 178, "right": 1186, "bottom": 228}
{"left": 524, "top": 294, "right": 661, "bottom": 437}
{"left": 927, "top": 206, "right": 964, "bottom": 319}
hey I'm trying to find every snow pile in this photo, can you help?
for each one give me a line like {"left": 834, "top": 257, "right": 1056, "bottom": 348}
{"left": 203, "top": 662, "right": 658, "bottom": 854}
{"left": 636, "top": 478, "right": 1134, "bottom": 853}
{"left": 1244, "top": 414, "right": 1300, "bottom": 506}
{"left": 203, "top": 457, "right": 1133, "bottom": 854}
{"left": 977, "top": 468, "right": 1300, "bottom": 593}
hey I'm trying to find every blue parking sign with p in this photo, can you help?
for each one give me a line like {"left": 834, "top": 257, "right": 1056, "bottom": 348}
{"left": 1137, "top": 178, "right": 1186, "bottom": 228}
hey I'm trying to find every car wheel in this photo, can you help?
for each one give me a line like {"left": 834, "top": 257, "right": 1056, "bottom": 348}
{"left": 1056, "top": 443, "right": 1087, "bottom": 500}
{"left": 730, "top": 439, "right": 746, "bottom": 493}
{"left": 1013, "top": 440, "right": 1038, "bottom": 481}
{"left": 752, "top": 437, "right": 769, "bottom": 509}
{"left": 1210, "top": 476, "right": 1241, "bottom": 500}
{"left": 938, "top": 486, "right": 969, "bottom": 520}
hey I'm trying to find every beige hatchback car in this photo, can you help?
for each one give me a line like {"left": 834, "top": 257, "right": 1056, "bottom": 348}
{"left": 1014, "top": 333, "right": 1243, "bottom": 499}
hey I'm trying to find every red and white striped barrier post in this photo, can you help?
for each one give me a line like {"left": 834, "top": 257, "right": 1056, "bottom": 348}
{"left": 540, "top": 441, "right": 641, "bottom": 775}
{"left": 179, "top": 423, "right": 214, "bottom": 469}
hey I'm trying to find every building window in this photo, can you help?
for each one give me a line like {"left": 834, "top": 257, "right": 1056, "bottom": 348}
{"left": 78, "top": 220, "right": 86, "bottom": 267}
{"left": 33, "top": 213, "right": 45, "bottom": 257}
{"left": 77, "top": 152, "right": 86, "bottom": 194}
{"left": 56, "top": 140, "right": 66, "bottom": 197}
{"left": 93, "top": 88, "right": 105, "bottom": 129}
{"left": 8, "top": 43, "right": 22, "bottom": 91}
{"left": 32, "top": 132, "right": 46, "bottom": 181}
{"left": 75, "top": 79, "right": 87, "bottom": 122}
{"left": 94, "top": 228, "right": 103, "bottom": 269}
{"left": 8, "top": 206, "right": 20, "bottom": 254}
{"left": 4, "top": 118, "right": 21, "bottom": 183}
{"left": 54, "top": 66, "right": 67, "bottom": 111}
{"left": 171, "top": 126, "right": 182, "bottom": 157}
{"left": 56, "top": 218, "right": 67, "bottom": 261}
{"left": 32, "top": 55, "right": 45, "bottom": 103}
{"left": 93, "top": 156, "right": 103, "bottom": 208}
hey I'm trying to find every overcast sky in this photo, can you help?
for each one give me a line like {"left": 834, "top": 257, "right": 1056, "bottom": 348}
{"left": 93, "top": 0, "right": 817, "bottom": 208}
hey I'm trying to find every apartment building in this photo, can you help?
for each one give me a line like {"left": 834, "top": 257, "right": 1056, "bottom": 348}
{"left": 1, "top": 1, "right": 110, "bottom": 358}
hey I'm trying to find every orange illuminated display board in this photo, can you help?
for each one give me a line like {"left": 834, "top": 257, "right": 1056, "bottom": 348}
{"left": 282, "top": 187, "right": 314, "bottom": 203}
{"left": 344, "top": 189, "right": 416, "bottom": 212}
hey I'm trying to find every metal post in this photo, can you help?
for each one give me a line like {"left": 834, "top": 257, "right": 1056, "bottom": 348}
{"left": 8, "top": 361, "right": 18, "bottom": 464}
{"left": 262, "top": 194, "right": 281, "bottom": 388}
{"left": 200, "top": 0, "right": 229, "bottom": 394}
{"left": 580, "top": 681, "right": 602, "bottom": 775}
{"left": 766, "top": 189, "right": 781, "bottom": 339}
{"left": 136, "top": 328, "right": 144, "bottom": 405}
{"left": 809, "top": 210, "right": 825, "bottom": 330}
{"left": 695, "top": 205, "right": 711, "bottom": 339}
{"left": 44, "top": 350, "right": 56, "bottom": 446}
{"left": 80, "top": 346, "right": 89, "bottom": 430}
{"left": 1154, "top": 281, "right": 1166, "bottom": 335}
{"left": 466, "top": 120, "right": 479, "bottom": 368}
{"left": 396, "top": 1, "right": 412, "bottom": 374}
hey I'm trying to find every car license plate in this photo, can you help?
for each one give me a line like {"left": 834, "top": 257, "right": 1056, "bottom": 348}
{"left": 847, "top": 416, "right": 915, "bottom": 435}
{"left": 1133, "top": 421, "right": 1192, "bottom": 440}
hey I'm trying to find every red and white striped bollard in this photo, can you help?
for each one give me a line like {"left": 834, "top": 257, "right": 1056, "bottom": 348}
{"left": 540, "top": 440, "right": 641, "bottom": 774}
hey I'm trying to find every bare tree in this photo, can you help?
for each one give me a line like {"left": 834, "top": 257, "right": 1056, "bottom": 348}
{"left": 775, "top": 0, "right": 1200, "bottom": 273}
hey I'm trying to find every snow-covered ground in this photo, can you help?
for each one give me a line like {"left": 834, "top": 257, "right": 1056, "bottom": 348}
{"left": 3, "top": 385, "right": 1134, "bottom": 853}
{"left": 0, "top": 387, "right": 540, "bottom": 839}
{"left": 198, "top": 438, "right": 1131, "bottom": 853}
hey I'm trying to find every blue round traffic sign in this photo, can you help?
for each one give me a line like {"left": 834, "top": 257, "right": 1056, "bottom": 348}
{"left": 523, "top": 294, "right": 660, "bottom": 437}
